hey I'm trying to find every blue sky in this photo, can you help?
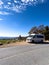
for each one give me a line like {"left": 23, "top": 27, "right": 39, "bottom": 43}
{"left": 0, "top": 0, "right": 49, "bottom": 37}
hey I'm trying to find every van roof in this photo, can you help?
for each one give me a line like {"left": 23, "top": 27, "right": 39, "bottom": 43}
{"left": 30, "top": 34, "right": 44, "bottom": 36}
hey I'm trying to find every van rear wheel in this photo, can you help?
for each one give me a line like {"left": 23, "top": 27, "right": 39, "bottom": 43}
{"left": 32, "top": 40, "right": 34, "bottom": 43}
{"left": 41, "top": 40, "right": 43, "bottom": 43}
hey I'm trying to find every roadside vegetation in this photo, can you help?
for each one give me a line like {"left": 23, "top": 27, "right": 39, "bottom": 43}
{"left": 0, "top": 36, "right": 26, "bottom": 46}
{"left": 0, "top": 39, "right": 16, "bottom": 45}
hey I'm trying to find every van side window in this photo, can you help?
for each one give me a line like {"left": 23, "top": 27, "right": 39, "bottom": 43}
{"left": 37, "top": 35, "right": 44, "bottom": 38}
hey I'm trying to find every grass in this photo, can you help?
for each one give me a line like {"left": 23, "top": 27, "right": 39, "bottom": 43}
{"left": 0, "top": 38, "right": 26, "bottom": 46}
{"left": 0, "top": 39, "right": 16, "bottom": 45}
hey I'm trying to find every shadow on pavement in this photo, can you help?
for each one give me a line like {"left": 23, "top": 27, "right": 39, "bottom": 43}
{"left": 29, "top": 42, "right": 49, "bottom": 44}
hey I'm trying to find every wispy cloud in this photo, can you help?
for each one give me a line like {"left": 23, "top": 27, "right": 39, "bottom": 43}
{"left": 0, "top": 18, "right": 3, "bottom": 21}
{"left": 0, "top": 11, "right": 10, "bottom": 15}
{"left": 0, "top": 0, "right": 3, "bottom": 5}
{"left": 0, "top": 0, "right": 46, "bottom": 14}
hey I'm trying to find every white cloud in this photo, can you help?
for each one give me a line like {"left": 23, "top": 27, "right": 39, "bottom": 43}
{"left": 21, "top": 0, "right": 29, "bottom": 3}
{"left": 12, "top": 5, "right": 21, "bottom": 13}
{"left": 0, "top": 0, "right": 3, "bottom": 5}
{"left": 0, "top": 18, "right": 3, "bottom": 20}
{"left": 0, "top": 0, "right": 46, "bottom": 13}
{"left": 0, "top": 0, "right": 3, "bottom": 9}
{"left": 14, "top": 0, "right": 18, "bottom": 3}
{"left": 8, "top": 2, "right": 11, "bottom": 5}
{"left": 0, "top": 11, "right": 10, "bottom": 15}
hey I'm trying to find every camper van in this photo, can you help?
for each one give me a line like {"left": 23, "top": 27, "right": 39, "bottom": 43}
{"left": 26, "top": 34, "right": 45, "bottom": 43}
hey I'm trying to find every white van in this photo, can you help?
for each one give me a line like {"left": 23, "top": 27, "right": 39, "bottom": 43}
{"left": 26, "top": 34, "right": 45, "bottom": 43}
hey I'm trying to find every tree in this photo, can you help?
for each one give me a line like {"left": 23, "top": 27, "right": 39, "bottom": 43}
{"left": 18, "top": 35, "right": 22, "bottom": 40}
{"left": 28, "top": 26, "right": 38, "bottom": 34}
{"left": 28, "top": 25, "right": 49, "bottom": 40}
{"left": 29, "top": 25, "right": 45, "bottom": 34}
{"left": 43, "top": 26, "right": 49, "bottom": 40}
{"left": 45, "top": 26, "right": 49, "bottom": 31}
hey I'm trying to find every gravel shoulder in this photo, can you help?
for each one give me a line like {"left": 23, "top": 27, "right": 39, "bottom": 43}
{"left": 0, "top": 41, "right": 35, "bottom": 48}
{"left": 0, "top": 40, "right": 49, "bottom": 48}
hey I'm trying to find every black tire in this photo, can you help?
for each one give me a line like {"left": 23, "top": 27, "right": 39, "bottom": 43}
{"left": 32, "top": 40, "right": 34, "bottom": 43}
{"left": 41, "top": 40, "right": 43, "bottom": 43}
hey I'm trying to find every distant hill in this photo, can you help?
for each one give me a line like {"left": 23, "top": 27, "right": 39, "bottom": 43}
{"left": 0, "top": 37, "right": 17, "bottom": 40}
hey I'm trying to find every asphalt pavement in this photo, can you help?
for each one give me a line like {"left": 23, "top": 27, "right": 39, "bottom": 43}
{"left": 0, "top": 44, "right": 49, "bottom": 65}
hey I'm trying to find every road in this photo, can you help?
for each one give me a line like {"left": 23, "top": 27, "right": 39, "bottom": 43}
{"left": 0, "top": 44, "right": 49, "bottom": 65}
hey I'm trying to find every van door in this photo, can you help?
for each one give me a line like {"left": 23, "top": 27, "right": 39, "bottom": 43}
{"left": 33, "top": 35, "right": 41, "bottom": 42}
{"left": 33, "top": 35, "right": 38, "bottom": 42}
{"left": 36, "top": 35, "right": 44, "bottom": 42}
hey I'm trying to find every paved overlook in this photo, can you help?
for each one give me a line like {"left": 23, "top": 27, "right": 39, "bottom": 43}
{"left": 0, "top": 44, "right": 49, "bottom": 65}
